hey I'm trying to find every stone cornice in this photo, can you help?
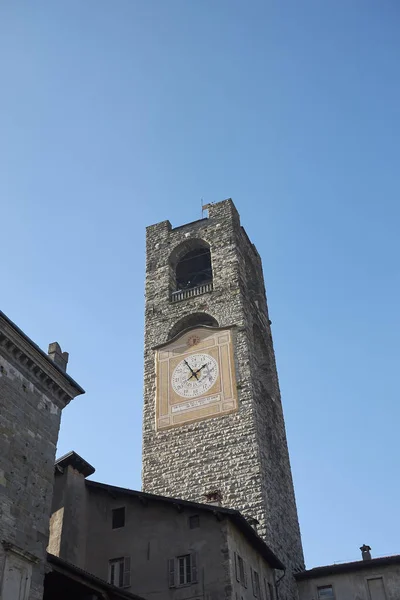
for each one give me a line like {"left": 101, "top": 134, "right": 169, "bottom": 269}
{"left": 0, "top": 311, "right": 84, "bottom": 408}
{"left": 2, "top": 540, "right": 40, "bottom": 564}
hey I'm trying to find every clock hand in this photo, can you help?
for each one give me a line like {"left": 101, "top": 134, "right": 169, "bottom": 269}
{"left": 189, "top": 363, "right": 210, "bottom": 380}
{"left": 184, "top": 359, "right": 199, "bottom": 381}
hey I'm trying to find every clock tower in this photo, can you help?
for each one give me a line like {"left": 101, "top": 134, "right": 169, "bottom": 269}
{"left": 142, "top": 199, "right": 304, "bottom": 598}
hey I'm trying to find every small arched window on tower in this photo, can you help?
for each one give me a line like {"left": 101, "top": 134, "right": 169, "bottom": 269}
{"left": 170, "top": 239, "right": 213, "bottom": 302}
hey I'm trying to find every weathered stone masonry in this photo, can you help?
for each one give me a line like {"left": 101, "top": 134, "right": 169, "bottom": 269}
{"left": 142, "top": 199, "right": 304, "bottom": 599}
{"left": 0, "top": 312, "right": 83, "bottom": 600}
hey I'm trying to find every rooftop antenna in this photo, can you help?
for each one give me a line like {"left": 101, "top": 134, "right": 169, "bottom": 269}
{"left": 201, "top": 198, "right": 213, "bottom": 218}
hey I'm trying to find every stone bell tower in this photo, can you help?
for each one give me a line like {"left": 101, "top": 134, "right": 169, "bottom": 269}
{"left": 142, "top": 199, "right": 304, "bottom": 598}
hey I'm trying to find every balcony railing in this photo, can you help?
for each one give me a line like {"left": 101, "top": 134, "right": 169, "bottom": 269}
{"left": 170, "top": 281, "right": 213, "bottom": 303}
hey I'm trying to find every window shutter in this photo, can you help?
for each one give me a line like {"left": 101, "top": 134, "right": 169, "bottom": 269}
{"left": 168, "top": 558, "right": 175, "bottom": 588}
{"left": 123, "top": 557, "right": 131, "bottom": 587}
{"left": 234, "top": 553, "right": 240, "bottom": 582}
{"left": 191, "top": 552, "right": 198, "bottom": 583}
{"left": 109, "top": 562, "right": 115, "bottom": 585}
{"left": 243, "top": 560, "right": 248, "bottom": 588}
{"left": 251, "top": 568, "right": 255, "bottom": 596}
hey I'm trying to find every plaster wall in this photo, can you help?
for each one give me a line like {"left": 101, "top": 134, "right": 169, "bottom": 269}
{"left": 227, "top": 520, "right": 277, "bottom": 600}
{"left": 84, "top": 487, "right": 231, "bottom": 600}
{"left": 297, "top": 564, "right": 400, "bottom": 600}
{"left": 48, "top": 466, "right": 88, "bottom": 567}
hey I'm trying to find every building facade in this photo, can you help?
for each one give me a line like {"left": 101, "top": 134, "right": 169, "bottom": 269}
{"left": 49, "top": 451, "right": 283, "bottom": 600}
{"left": 142, "top": 199, "right": 304, "bottom": 598}
{"left": 296, "top": 550, "right": 400, "bottom": 600}
{"left": 0, "top": 311, "right": 84, "bottom": 600}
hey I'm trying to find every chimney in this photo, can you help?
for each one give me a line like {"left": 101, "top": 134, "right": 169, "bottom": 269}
{"left": 48, "top": 342, "right": 69, "bottom": 372}
{"left": 204, "top": 490, "right": 223, "bottom": 507}
{"left": 360, "top": 544, "right": 372, "bottom": 561}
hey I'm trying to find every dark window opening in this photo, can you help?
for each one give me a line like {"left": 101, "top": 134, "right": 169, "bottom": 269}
{"left": 189, "top": 515, "right": 200, "bottom": 529}
{"left": 175, "top": 248, "right": 212, "bottom": 290}
{"left": 112, "top": 507, "right": 125, "bottom": 529}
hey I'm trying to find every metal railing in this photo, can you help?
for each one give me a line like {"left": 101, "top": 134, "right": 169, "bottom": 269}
{"left": 170, "top": 281, "right": 213, "bottom": 303}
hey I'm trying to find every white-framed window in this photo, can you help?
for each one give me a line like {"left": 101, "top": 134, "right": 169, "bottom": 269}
{"left": 108, "top": 557, "right": 131, "bottom": 588}
{"left": 234, "top": 552, "right": 248, "bottom": 588}
{"left": 168, "top": 553, "right": 198, "bottom": 588}
{"left": 317, "top": 585, "right": 335, "bottom": 599}
{"left": 178, "top": 554, "right": 192, "bottom": 585}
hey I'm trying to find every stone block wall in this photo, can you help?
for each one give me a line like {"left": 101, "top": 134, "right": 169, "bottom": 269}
{"left": 0, "top": 313, "right": 83, "bottom": 600}
{"left": 142, "top": 199, "right": 303, "bottom": 599}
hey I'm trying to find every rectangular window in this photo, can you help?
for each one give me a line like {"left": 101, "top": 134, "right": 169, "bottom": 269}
{"left": 109, "top": 557, "right": 130, "bottom": 588}
{"left": 317, "top": 585, "right": 335, "bottom": 599}
{"left": 1, "top": 552, "right": 33, "bottom": 600}
{"left": 169, "top": 554, "right": 197, "bottom": 587}
{"left": 252, "top": 569, "right": 260, "bottom": 598}
{"left": 234, "top": 553, "right": 248, "bottom": 588}
{"left": 112, "top": 507, "right": 125, "bottom": 529}
{"left": 238, "top": 556, "right": 245, "bottom": 583}
{"left": 189, "top": 515, "right": 200, "bottom": 529}
{"left": 367, "top": 578, "right": 387, "bottom": 600}
{"left": 178, "top": 554, "right": 192, "bottom": 585}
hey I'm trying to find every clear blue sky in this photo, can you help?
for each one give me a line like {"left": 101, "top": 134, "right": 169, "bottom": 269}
{"left": 1, "top": 1, "right": 399, "bottom": 569}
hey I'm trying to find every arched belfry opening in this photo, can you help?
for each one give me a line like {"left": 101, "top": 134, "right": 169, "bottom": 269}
{"left": 167, "top": 313, "right": 218, "bottom": 340}
{"left": 169, "top": 239, "right": 213, "bottom": 301}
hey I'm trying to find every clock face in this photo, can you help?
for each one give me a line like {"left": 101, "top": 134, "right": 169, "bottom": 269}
{"left": 171, "top": 353, "right": 219, "bottom": 398}
{"left": 155, "top": 327, "right": 238, "bottom": 429}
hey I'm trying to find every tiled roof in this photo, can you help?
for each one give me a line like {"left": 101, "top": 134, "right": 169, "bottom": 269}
{"left": 295, "top": 554, "right": 400, "bottom": 580}
{"left": 47, "top": 553, "right": 145, "bottom": 600}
